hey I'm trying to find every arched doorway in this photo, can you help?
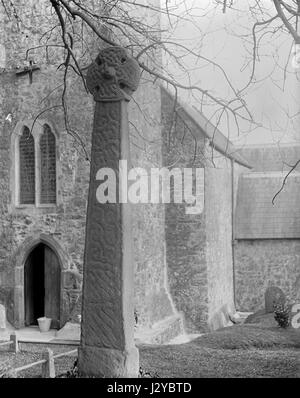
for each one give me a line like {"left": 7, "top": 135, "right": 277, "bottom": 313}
{"left": 24, "top": 243, "right": 61, "bottom": 329}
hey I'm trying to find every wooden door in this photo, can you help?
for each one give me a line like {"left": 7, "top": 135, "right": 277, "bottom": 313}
{"left": 44, "top": 246, "right": 61, "bottom": 329}
{"left": 24, "top": 254, "right": 34, "bottom": 326}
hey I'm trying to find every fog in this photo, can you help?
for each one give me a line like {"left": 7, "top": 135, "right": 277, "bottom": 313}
{"left": 161, "top": 0, "right": 300, "bottom": 146}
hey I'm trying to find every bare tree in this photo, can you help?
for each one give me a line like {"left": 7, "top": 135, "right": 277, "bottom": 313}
{"left": 216, "top": 1, "right": 300, "bottom": 199}
{"left": 1, "top": 0, "right": 300, "bottom": 169}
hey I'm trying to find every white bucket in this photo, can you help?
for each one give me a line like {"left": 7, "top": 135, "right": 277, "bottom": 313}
{"left": 37, "top": 317, "right": 52, "bottom": 333}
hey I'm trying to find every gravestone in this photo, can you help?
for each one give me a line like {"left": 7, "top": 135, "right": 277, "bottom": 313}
{"left": 265, "top": 286, "right": 286, "bottom": 313}
{"left": 78, "top": 47, "right": 141, "bottom": 377}
{"left": 0, "top": 304, "right": 6, "bottom": 330}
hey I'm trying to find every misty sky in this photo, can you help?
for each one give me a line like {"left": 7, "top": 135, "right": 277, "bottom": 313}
{"left": 161, "top": 0, "right": 299, "bottom": 146}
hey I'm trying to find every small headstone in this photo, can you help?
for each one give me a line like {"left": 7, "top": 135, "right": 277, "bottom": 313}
{"left": 0, "top": 304, "right": 6, "bottom": 330}
{"left": 265, "top": 286, "right": 286, "bottom": 313}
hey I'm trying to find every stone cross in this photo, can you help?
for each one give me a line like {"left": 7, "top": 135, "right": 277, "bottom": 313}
{"left": 78, "top": 47, "right": 141, "bottom": 377}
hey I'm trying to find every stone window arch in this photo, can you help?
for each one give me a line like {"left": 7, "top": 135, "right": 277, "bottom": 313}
{"left": 11, "top": 120, "right": 59, "bottom": 209}
{"left": 40, "top": 124, "right": 57, "bottom": 205}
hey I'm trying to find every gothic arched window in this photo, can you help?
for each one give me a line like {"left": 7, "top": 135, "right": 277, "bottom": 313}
{"left": 40, "top": 124, "right": 57, "bottom": 204}
{"left": 19, "top": 126, "right": 35, "bottom": 205}
{"left": 13, "top": 120, "right": 58, "bottom": 208}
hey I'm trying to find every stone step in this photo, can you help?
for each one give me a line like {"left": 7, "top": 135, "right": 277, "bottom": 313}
{"left": 135, "top": 314, "right": 184, "bottom": 345}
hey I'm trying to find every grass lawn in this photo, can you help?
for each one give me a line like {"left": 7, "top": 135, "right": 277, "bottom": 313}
{"left": 139, "top": 323, "right": 300, "bottom": 378}
{"left": 0, "top": 322, "right": 299, "bottom": 378}
{"left": 0, "top": 343, "right": 77, "bottom": 378}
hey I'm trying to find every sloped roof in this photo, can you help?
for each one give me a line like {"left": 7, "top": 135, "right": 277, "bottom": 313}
{"left": 235, "top": 143, "right": 300, "bottom": 172}
{"left": 235, "top": 172, "right": 300, "bottom": 239}
{"left": 161, "top": 86, "right": 252, "bottom": 169}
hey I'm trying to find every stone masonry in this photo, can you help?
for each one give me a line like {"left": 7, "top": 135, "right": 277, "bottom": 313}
{"left": 234, "top": 144, "right": 300, "bottom": 312}
{"left": 0, "top": 0, "right": 179, "bottom": 341}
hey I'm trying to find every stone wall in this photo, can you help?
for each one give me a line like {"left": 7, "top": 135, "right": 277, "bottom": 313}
{"left": 0, "top": 0, "right": 94, "bottom": 326}
{"left": 0, "top": 0, "right": 178, "bottom": 338}
{"left": 129, "top": 83, "right": 177, "bottom": 330}
{"left": 161, "top": 87, "right": 240, "bottom": 332}
{"left": 234, "top": 144, "right": 300, "bottom": 313}
{"left": 161, "top": 87, "right": 207, "bottom": 332}
{"left": 125, "top": 0, "right": 180, "bottom": 333}
{"left": 205, "top": 163, "right": 235, "bottom": 330}
{"left": 235, "top": 240, "right": 300, "bottom": 311}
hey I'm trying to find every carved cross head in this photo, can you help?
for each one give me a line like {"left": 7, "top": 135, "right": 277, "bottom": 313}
{"left": 86, "top": 46, "right": 141, "bottom": 102}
